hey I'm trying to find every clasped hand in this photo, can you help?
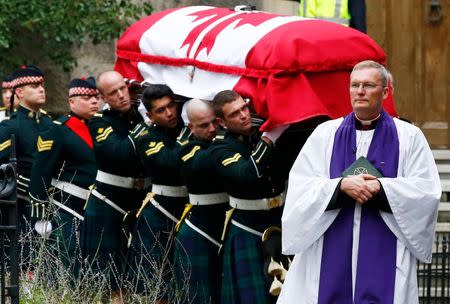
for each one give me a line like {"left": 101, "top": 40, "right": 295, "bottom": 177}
{"left": 340, "top": 174, "right": 381, "bottom": 204}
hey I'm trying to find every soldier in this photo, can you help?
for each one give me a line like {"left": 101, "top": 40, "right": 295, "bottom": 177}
{"left": 209, "top": 90, "right": 288, "bottom": 304}
{"left": 82, "top": 71, "right": 148, "bottom": 295}
{"left": 173, "top": 98, "right": 228, "bottom": 304}
{"left": 1, "top": 74, "right": 16, "bottom": 121}
{"left": 128, "top": 84, "right": 188, "bottom": 301}
{"left": 29, "top": 77, "right": 100, "bottom": 272}
{"left": 0, "top": 65, "right": 53, "bottom": 265}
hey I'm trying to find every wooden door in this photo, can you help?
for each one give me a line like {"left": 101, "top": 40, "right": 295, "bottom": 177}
{"left": 367, "top": 0, "right": 450, "bottom": 148}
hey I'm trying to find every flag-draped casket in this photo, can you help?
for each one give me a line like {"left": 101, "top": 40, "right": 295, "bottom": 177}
{"left": 115, "top": 6, "right": 397, "bottom": 130}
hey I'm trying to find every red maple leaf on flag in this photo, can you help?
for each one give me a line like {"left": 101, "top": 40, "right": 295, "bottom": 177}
{"left": 181, "top": 8, "right": 276, "bottom": 59}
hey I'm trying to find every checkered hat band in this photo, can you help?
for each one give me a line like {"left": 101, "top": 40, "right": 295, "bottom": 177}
{"left": 69, "top": 87, "right": 99, "bottom": 97}
{"left": 13, "top": 76, "right": 44, "bottom": 88}
{"left": 2, "top": 81, "right": 13, "bottom": 89}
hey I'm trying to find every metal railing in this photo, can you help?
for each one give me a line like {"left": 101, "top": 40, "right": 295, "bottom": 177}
{"left": 418, "top": 233, "right": 450, "bottom": 304}
{"left": 0, "top": 135, "right": 19, "bottom": 304}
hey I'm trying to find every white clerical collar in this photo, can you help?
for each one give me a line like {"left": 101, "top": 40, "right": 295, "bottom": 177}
{"left": 355, "top": 113, "right": 380, "bottom": 126}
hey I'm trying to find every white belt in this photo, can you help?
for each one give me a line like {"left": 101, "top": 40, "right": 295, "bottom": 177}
{"left": 231, "top": 219, "right": 263, "bottom": 237}
{"left": 51, "top": 179, "right": 89, "bottom": 200}
{"left": 51, "top": 199, "right": 84, "bottom": 221}
{"left": 229, "top": 194, "right": 284, "bottom": 211}
{"left": 96, "top": 170, "right": 150, "bottom": 190}
{"left": 91, "top": 189, "right": 127, "bottom": 216}
{"left": 189, "top": 192, "right": 228, "bottom": 206}
{"left": 152, "top": 184, "right": 187, "bottom": 198}
{"left": 184, "top": 219, "right": 221, "bottom": 248}
{"left": 149, "top": 197, "right": 179, "bottom": 223}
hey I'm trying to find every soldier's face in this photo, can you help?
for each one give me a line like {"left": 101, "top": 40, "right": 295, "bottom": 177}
{"left": 16, "top": 82, "right": 46, "bottom": 108}
{"left": 188, "top": 108, "right": 218, "bottom": 141}
{"left": 99, "top": 75, "right": 131, "bottom": 112}
{"left": 218, "top": 97, "right": 251, "bottom": 135}
{"left": 350, "top": 68, "right": 388, "bottom": 120}
{"left": 69, "top": 95, "right": 100, "bottom": 119}
{"left": 147, "top": 96, "right": 178, "bottom": 129}
{"left": 2, "top": 88, "right": 12, "bottom": 108}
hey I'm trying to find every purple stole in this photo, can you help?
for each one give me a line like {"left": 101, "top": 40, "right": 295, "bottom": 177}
{"left": 318, "top": 111, "right": 399, "bottom": 304}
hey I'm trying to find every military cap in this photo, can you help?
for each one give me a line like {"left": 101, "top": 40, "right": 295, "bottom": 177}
{"left": 1, "top": 74, "right": 14, "bottom": 89}
{"left": 11, "top": 65, "right": 44, "bottom": 88}
{"left": 68, "top": 76, "right": 99, "bottom": 97}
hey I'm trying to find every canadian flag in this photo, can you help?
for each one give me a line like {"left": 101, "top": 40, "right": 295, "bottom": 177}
{"left": 115, "top": 6, "right": 397, "bottom": 130}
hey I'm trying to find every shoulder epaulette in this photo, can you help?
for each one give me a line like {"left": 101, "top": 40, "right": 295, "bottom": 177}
{"left": 213, "top": 129, "right": 227, "bottom": 141}
{"left": 57, "top": 116, "right": 70, "bottom": 124}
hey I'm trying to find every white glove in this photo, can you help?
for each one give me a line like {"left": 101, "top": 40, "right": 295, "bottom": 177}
{"left": 34, "top": 220, "right": 52, "bottom": 239}
{"left": 262, "top": 124, "right": 290, "bottom": 144}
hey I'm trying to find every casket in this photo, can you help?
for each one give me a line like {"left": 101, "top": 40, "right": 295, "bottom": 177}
{"left": 115, "top": 6, "right": 397, "bottom": 130}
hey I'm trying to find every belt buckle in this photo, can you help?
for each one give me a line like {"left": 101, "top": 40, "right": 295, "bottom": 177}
{"left": 133, "top": 178, "right": 145, "bottom": 190}
{"left": 267, "top": 196, "right": 282, "bottom": 209}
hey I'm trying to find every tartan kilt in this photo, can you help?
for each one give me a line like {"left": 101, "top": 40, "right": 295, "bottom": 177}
{"left": 50, "top": 209, "right": 83, "bottom": 275}
{"left": 221, "top": 222, "right": 277, "bottom": 304}
{"left": 82, "top": 193, "right": 129, "bottom": 289}
{"left": 173, "top": 220, "right": 222, "bottom": 304}
{"left": 127, "top": 195, "right": 185, "bottom": 295}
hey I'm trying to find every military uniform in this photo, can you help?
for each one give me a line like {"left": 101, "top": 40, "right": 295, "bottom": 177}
{"left": 29, "top": 113, "right": 97, "bottom": 270}
{"left": 0, "top": 106, "right": 8, "bottom": 122}
{"left": 173, "top": 136, "right": 229, "bottom": 304}
{"left": 83, "top": 107, "right": 147, "bottom": 289}
{"left": 209, "top": 129, "right": 286, "bottom": 304}
{"left": 0, "top": 106, "right": 53, "bottom": 241}
{"left": 128, "top": 122, "right": 188, "bottom": 295}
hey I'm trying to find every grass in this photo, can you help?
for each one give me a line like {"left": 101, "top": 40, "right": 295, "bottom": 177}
{"left": 4, "top": 214, "right": 193, "bottom": 304}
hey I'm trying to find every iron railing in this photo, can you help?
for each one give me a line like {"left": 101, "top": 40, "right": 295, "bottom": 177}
{"left": 0, "top": 135, "right": 19, "bottom": 304}
{"left": 418, "top": 233, "right": 450, "bottom": 304}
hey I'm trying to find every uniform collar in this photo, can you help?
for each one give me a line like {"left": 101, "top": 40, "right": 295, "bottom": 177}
{"left": 18, "top": 105, "right": 41, "bottom": 121}
{"left": 68, "top": 111, "right": 87, "bottom": 123}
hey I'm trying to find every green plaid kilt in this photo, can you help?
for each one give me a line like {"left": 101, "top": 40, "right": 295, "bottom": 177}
{"left": 82, "top": 193, "right": 130, "bottom": 289}
{"left": 50, "top": 207, "right": 83, "bottom": 276}
{"left": 221, "top": 222, "right": 277, "bottom": 304}
{"left": 127, "top": 195, "right": 185, "bottom": 295}
{"left": 173, "top": 219, "right": 222, "bottom": 304}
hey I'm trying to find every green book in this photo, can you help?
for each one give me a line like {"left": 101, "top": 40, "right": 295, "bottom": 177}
{"left": 341, "top": 156, "right": 383, "bottom": 178}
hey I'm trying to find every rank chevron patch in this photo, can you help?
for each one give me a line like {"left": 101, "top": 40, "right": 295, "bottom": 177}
{"left": 222, "top": 153, "right": 241, "bottom": 166}
{"left": 95, "top": 126, "right": 113, "bottom": 142}
{"left": 0, "top": 139, "right": 11, "bottom": 151}
{"left": 145, "top": 142, "right": 164, "bottom": 156}
{"left": 182, "top": 145, "right": 201, "bottom": 162}
{"left": 37, "top": 136, "right": 54, "bottom": 152}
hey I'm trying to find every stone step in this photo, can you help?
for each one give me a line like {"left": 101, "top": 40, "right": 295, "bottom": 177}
{"left": 432, "top": 150, "right": 450, "bottom": 162}
{"left": 441, "top": 180, "right": 450, "bottom": 193}
{"left": 435, "top": 223, "right": 450, "bottom": 232}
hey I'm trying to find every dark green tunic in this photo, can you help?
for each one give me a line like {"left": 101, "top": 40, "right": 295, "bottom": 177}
{"left": 29, "top": 113, "right": 97, "bottom": 271}
{"left": 83, "top": 108, "right": 146, "bottom": 289}
{"left": 128, "top": 123, "right": 187, "bottom": 295}
{"left": 0, "top": 105, "right": 53, "bottom": 265}
{"left": 174, "top": 137, "right": 228, "bottom": 304}
{"left": 209, "top": 129, "right": 285, "bottom": 304}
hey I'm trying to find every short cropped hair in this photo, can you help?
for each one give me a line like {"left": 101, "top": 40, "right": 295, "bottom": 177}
{"left": 211, "top": 90, "right": 240, "bottom": 118}
{"left": 351, "top": 60, "right": 388, "bottom": 86}
{"left": 142, "top": 84, "right": 175, "bottom": 110}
